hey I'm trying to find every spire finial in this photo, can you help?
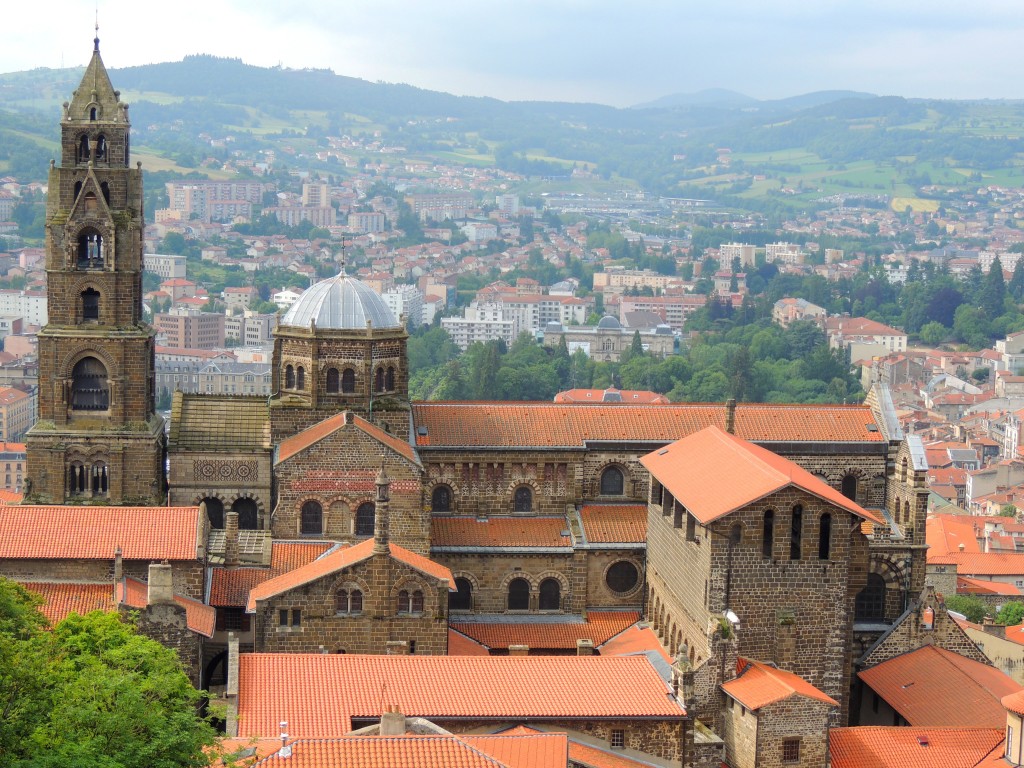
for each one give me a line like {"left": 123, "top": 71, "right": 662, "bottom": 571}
{"left": 94, "top": 5, "right": 100, "bottom": 52}
{"left": 339, "top": 235, "right": 346, "bottom": 277}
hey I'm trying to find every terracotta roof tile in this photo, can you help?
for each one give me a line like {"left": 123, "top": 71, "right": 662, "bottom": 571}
{"left": 929, "top": 552, "right": 1024, "bottom": 576}
{"left": 451, "top": 612, "right": 639, "bottom": 651}
{"left": 597, "top": 623, "right": 672, "bottom": 663}
{"left": 431, "top": 517, "right": 570, "bottom": 549}
{"left": 505, "top": 727, "right": 660, "bottom": 768}
{"left": 169, "top": 393, "right": 271, "bottom": 451}
{"left": 640, "top": 426, "right": 880, "bottom": 525}
{"left": 411, "top": 402, "right": 883, "bottom": 448}
{"left": 277, "top": 412, "right": 418, "bottom": 465}
{"left": 448, "top": 629, "right": 491, "bottom": 656}
{"left": 1004, "top": 689, "right": 1024, "bottom": 715}
{"left": 829, "top": 726, "right": 1004, "bottom": 768}
{"left": 0, "top": 506, "right": 201, "bottom": 561}
{"left": 17, "top": 581, "right": 114, "bottom": 626}
{"left": 210, "top": 541, "right": 334, "bottom": 606}
{"left": 858, "top": 645, "right": 1020, "bottom": 728}
{"left": 721, "top": 658, "right": 838, "bottom": 710}
{"left": 237, "top": 653, "right": 684, "bottom": 738}
{"left": 0, "top": 489, "right": 23, "bottom": 504}
{"left": 248, "top": 734, "right": 564, "bottom": 768}
{"left": 927, "top": 514, "right": 983, "bottom": 556}
{"left": 247, "top": 540, "right": 453, "bottom": 611}
{"left": 118, "top": 577, "right": 216, "bottom": 637}
{"left": 579, "top": 505, "right": 646, "bottom": 544}
{"left": 958, "top": 576, "right": 1022, "bottom": 595}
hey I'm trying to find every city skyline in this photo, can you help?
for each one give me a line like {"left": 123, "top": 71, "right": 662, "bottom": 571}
{"left": 5, "top": 1, "right": 1024, "bottom": 108}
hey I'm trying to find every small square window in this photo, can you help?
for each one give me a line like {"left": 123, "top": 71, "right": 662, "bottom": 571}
{"left": 291, "top": 609, "right": 301, "bottom": 627}
{"left": 782, "top": 738, "right": 800, "bottom": 763}
{"left": 610, "top": 729, "right": 625, "bottom": 749}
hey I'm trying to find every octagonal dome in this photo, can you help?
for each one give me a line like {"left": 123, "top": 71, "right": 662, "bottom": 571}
{"left": 280, "top": 274, "right": 399, "bottom": 330}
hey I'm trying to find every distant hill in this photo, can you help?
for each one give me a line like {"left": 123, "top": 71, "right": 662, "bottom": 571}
{"left": 634, "top": 89, "right": 877, "bottom": 112}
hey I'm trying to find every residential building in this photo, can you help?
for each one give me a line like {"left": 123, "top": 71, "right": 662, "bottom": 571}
{"left": 0, "top": 387, "right": 35, "bottom": 441}
{"left": 155, "top": 310, "right": 226, "bottom": 350}
{"left": 143, "top": 253, "right": 187, "bottom": 280}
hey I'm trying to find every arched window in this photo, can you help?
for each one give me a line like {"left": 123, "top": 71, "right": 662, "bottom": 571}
{"left": 89, "top": 106, "right": 98, "bottom": 121}
{"left": 284, "top": 365, "right": 295, "bottom": 389}
{"left": 100, "top": 181, "right": 110, "bottom": 205}
{"left": 600, "top": 466, "right": 624, "bottom": 496}
{"left": 296, "top": 366, "right": 305, "bottom": 390}
{"left": 450, "top": 577, "right": 472, "bottom": 610}
{"left": 77, "top": 228, "right": 104, "bottom": 269}
{"left": 78, "top": 134, "right": 90, "bottom": 162}
{"left": 74, "top": 181, "right": 83, "bottom": 201}
{"left": 431, "top": 485, "right": 452, "bottom": 513}
{"left": 790, "top": 505, "right": 803, "bottom": 560}
{"left": 355, "top": 502, "right": 375, "bottom": 536}
{"left": 300, "top": 500, "right": 322, "bottom": 535}
{"left": 203, "top": 497, "right": 224, "bottom": 529}
{"left": 397, "top": 589, "right": 424, "bottom": 614}
{"left": 336, "top": 589, "right": 363, "bottom": 614}
{"left": 81, "top": 288, "right": 100, "bottom": 321}
{"left": 855, "top": 573, "right": 887, "bottom": 620}
{"left": 507, "top": 578, "right": 530, "bottom": 611}
{"left": 326, "top": 368, "right": 340, "bottom": 394}
{"left": 71, "top": 357, "right": 109, "bottom": 411}
{"left": 385, "top": 366, "right": 395, "bottom": 391}
{"left": 375, "top": 367, "right": 385, "bottom": 393}
{"left": 729, "top": 523, "right": 743, "bottom": 547}
{"left": 513, "top": 486, "right": 533, "bottom": 513}
{"left": 842, "top": 474, "right": 858, "bottom": 501}
{"left": 90, "top": 462, "right": 108, "bottom": 495}
{"left": 539, "top": 578, "right": 561, "bottom": 611}
{"left": 95, "top": 134, "right": 107, "bottom": 161}
{"left": 762, "top": 509, "right": 775, "bottom": 559}
{"left": 232, "top": 498, "right": 259, "bottom": 530}
{"left": 341, "top": 368, "right": 356, "bottom": 393}
{"left": 68, "top": 462, "right": 86, "bottom": 495}
{"left": 818, "top": 513, "right": 832, "bottom": 560}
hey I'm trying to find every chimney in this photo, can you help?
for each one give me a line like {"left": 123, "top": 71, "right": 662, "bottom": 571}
{"left": 725, "top": 398, "right": 737, "bottom": 434}
{"left": 576, "top": 638, "right": 595, "bottom": 656}
{"left": 113, "top": 545, "right": 123, "bottom": 583}
{"left": 508, "top": 644, "right": 530, "bottom": 657}
{"left": 374, "top": 465, "right": 391, "bottom": 554}
{"left": 386, "top": 640, "right": 409, "bottom": 655}
{"left": 225, "top": 509, "right": 240, "bottom": 567}
{"left": 147, "top": 561, "right": 175, "bottom": 606}
{"left": 226, "top": 631, "right": 240, "bottom": 698}
{"left": 380, "top": 704, "right": 406, "bottom": 736}
{"left": 983, "top": 616, "right": 1007, "bottom": 639}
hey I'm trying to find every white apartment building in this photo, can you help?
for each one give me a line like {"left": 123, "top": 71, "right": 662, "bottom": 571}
{"left": 144, "top": 253, "right": 187, "bottom": 280}
{"left": 442, "top": 302, "right": 520, "bottom": 350}
{"left": 0, "top": 290, "right": 47, "bottom": 327}
{"left": 383, "top": 285, "right": 424, "bottom": 328}
{"left": 720, "top": 242, "right": 756, "bottom": 268}
{"left": 765, "top": 242, "right": 804, "bottom": 265}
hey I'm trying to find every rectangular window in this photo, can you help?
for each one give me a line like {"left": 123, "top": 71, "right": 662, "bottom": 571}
{"left": 291, "top": 609, "right": 301, "bottom": 627}
{"left": 278, "top": 609, "right": 289, "bottom": 627}
{"left": 610, "top": 729, "right": 625, "bottom": 749}
{"left": 1008, "top": 726, "right": 1014, "bottom": 760}
{"left": 782, "top": 739, "right": 800, "bottom": 763}
{"left": 216, "top": 607, "right": 251, "bottom": 632}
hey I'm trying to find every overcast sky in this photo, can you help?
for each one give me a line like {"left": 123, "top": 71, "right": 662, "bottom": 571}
{"left": 5, "top": 1, "right": 1024, "bottom": 107}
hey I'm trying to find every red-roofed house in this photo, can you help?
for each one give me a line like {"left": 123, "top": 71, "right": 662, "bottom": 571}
{"left": 641, "top": 426, "right": 881, "bottom": 726}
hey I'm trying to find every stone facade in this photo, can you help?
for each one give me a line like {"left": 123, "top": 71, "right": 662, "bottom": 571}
{"left": 124, "top": 601, "right": 204, "bottom": 687}
{"left": 25, "top": 41, "right": 164, "bottom": 505}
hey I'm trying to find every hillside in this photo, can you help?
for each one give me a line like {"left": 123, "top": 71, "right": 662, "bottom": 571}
{"left": 0, "top": 56, "right": 1022, "bottom": 217}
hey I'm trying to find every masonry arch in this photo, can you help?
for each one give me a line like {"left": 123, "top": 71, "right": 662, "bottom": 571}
{"left": 449, "top": 572, "right": 477, "bottom": 612}
{"left": 598, "top": 463, "right": 626, "bottom": 496}
{"left": 230, "top": 495, "right": 262, "bottom": 530}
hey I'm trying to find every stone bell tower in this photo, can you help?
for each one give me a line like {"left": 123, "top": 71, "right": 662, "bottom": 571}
{"left": 24, "top": 33, "right": 165, "bottom": 505}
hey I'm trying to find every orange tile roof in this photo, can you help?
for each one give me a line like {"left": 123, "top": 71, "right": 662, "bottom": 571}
{"left": 579, "top": 505, "right": 646, "bottom": 544}
{"left": 553, "top": 388, "right": 669, "bottom": 404}
{"left": 17, "top": 581, "right": 114, "bottom": 626}
{"left": 722, "top": 658, "right": 838, "bottom": 710}
{"left": 0, "top": 489, "right": 23, "bottom": 505}
{"left": 597, "top": 623, "right": 672, "bottom": 663}
{"left": 0, "top": 506, "right": 201, "bottom": 561}
{"left": 451, "top": 612, "right": 639, "bottom": 651}
{"left": 411, "top": 402, "right": 883, "bottom": 448}
{"left": 277, "top": 412, "right": 418, "bottom": 465}
{"left": 829, "top": 726, "right": 1004, "bottom": 768}
{"left": 958, "top": 576, "right": 1022, "bottom": 595}
{"left": 858, "top": 645, "right": 1020, "bottom": 728}
{"left": 247, "top": 539, "right": 454, "bottom": 611}
{"left": 640, "top": 426, "right": 881, "bottom": 525}
{"left": 927, "top": 514, "right": 983, "bottom": 556}
{"left": 118, "top": 577, "right": 216, "bottom": 637}
{"left": 246, "top": 734, "right": 565, "bottom": 768}
{"left": 237, "top": 653, "right": 684, "bottom": 738}
{"left": 210, "top": 541, "right": 334, "bottom": 606}
{"left": 448, "top": 629, "right": 491, "bottom": 656}
{"left": 1004, "top": 689, "right": 1024, "bottom": 716}
{"left": 431, "top": 517, "right": 570, "bottom": 548}
{"left": 505, "top": 727, "right": 659, "bottom": 768}
{"left": 929, "top": 552, "right": 1024, "bottom": 576}
{"left": 460, "top": 732, "right": 569, "bottom": 768}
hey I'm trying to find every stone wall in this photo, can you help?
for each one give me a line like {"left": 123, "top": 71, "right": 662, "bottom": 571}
{"left": 754, "top": 697, "right": 833, "bottom": 768}
{"left": 123, "top": 602, "right": 204, "bottom": 687}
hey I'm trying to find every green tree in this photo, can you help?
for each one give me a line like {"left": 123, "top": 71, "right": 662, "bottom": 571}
{"left": 998, "top": 601, "right": 1024, "bottom": 626}
{"left": 981, "top": 258, "right": 1008, "bottom": 318}
{"left": 944, "top": 594, "right": 989, "bottom": 624}
{"left": 919, "top": 321, "right": 947, "bottom": 347}
{"left": 0, "top": 580, "right": 218, "bottom": 768}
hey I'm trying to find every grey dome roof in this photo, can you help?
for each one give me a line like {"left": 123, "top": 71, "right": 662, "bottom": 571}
{"left": 281, "top": 274, "right": 399, "bottom": 330}
{"left": 596, "top": 315, "right": 622, "bottom": 330}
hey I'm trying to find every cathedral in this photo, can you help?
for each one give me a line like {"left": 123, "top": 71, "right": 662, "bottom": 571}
{"left": 16, "top": 38, "right": 935, "bottom": 743}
